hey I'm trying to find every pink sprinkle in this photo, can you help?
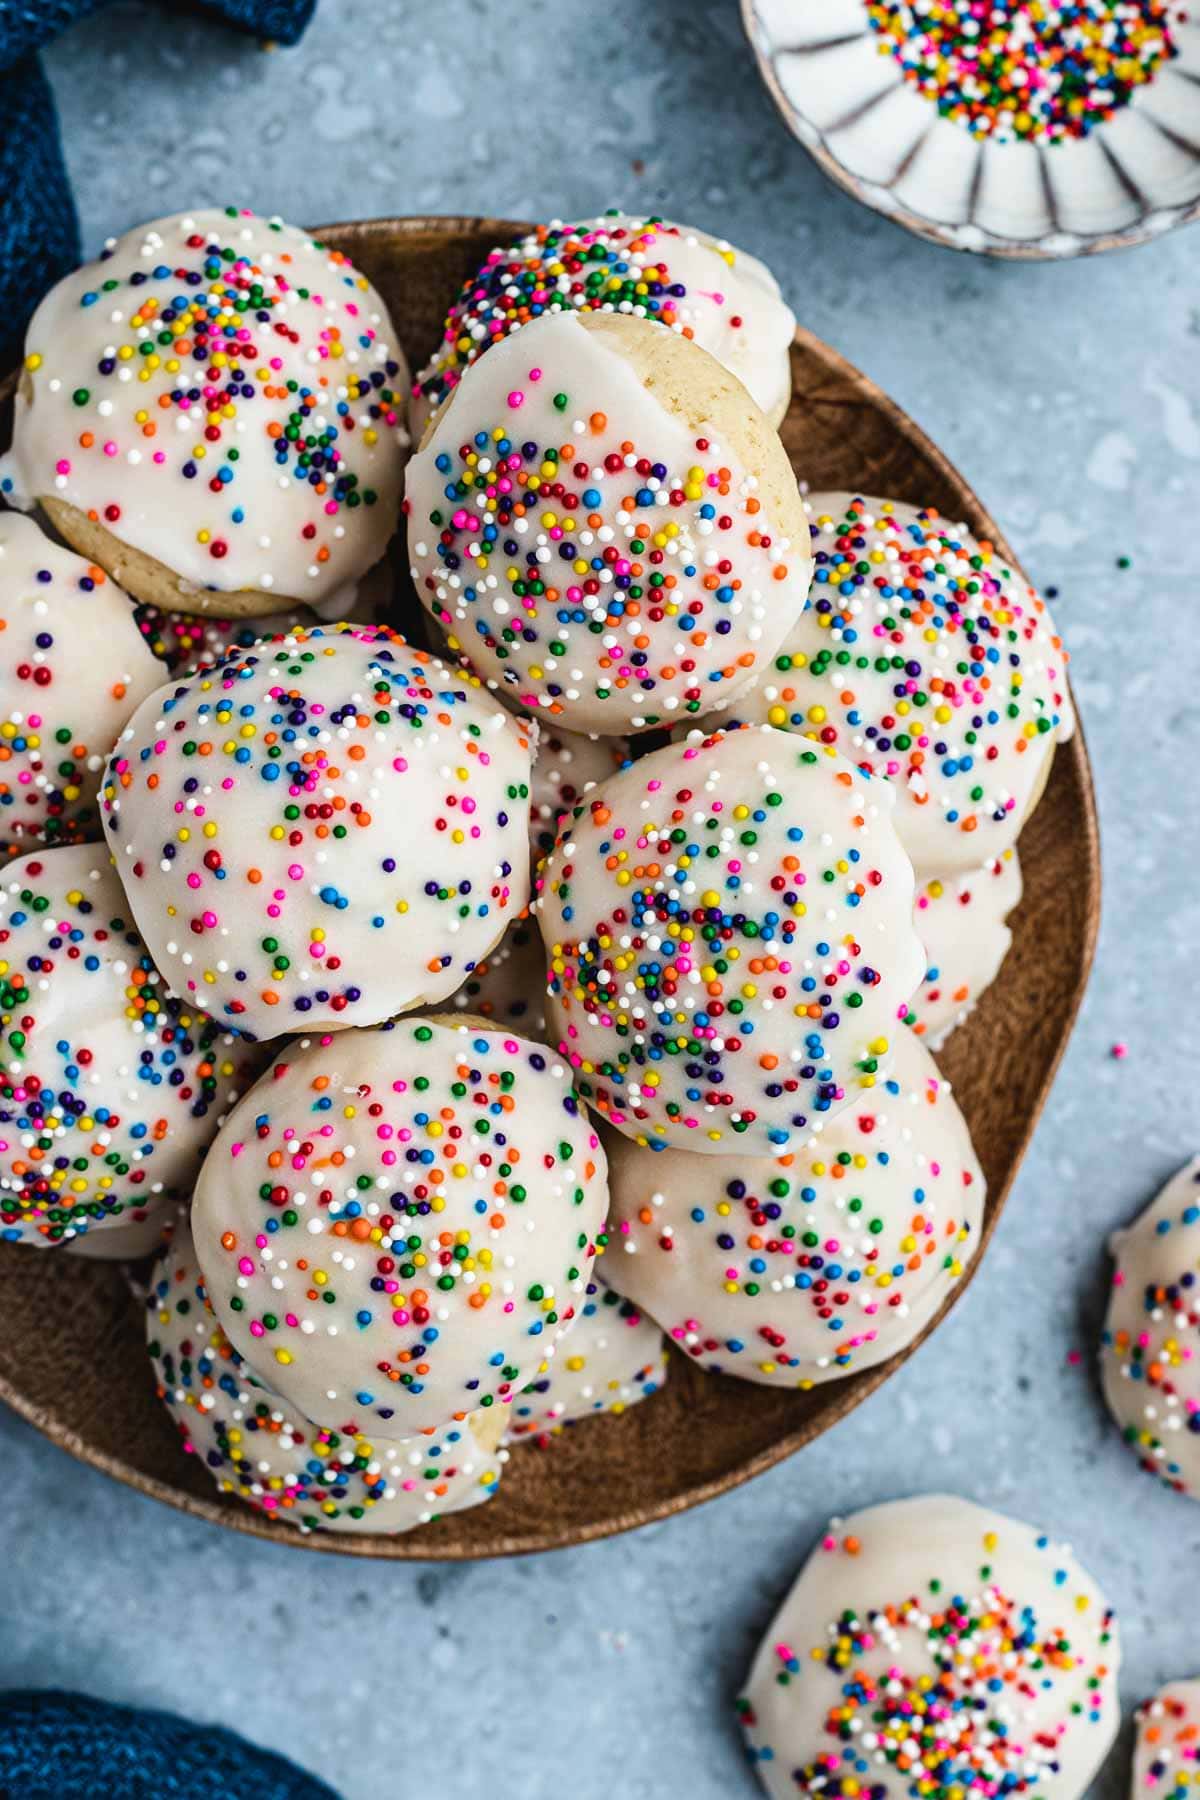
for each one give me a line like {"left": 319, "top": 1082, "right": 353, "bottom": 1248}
{"left": 1111, "top": 1042, "right": 1129, "bottom": 1059}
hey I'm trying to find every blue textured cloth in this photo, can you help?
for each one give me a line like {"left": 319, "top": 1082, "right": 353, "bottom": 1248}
{"left": 0, "top": 0, "right": 319, "bottom": 369}
{"left": 0, "top": 1691, "right": 341, "bottom": 1799}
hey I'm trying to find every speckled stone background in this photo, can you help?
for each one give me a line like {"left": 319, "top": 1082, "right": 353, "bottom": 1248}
{"left": 1, "top": 3, "right": 1197, "bottom": 1796}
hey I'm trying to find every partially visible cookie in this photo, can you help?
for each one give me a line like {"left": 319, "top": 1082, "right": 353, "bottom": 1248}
{"left": 1, "top": 208, "right": 409, "bottom": 616}
{"left": 1102, "top": 1155, "right": 1200, "bottom": 1498}
{"left": 740, "top": 1494, "right": 1119, "bottom": 1800}
{"left": 147, "top": 1221, "right": 506, "bottom": 1535}
{"left": 506, "top": 1278, "right": 667, "bottom": 1439}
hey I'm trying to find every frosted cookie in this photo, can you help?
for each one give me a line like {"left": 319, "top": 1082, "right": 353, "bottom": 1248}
{"left": 906, "top": 850, "right": 1022, "bottom": 1049}
{"left": 507, "top": 1277, "right": 667, "bottom": 1439}
{"left": 0, "top": 512, "right": 161, "bottom": 853}
{"left": 530, "top": 726, "right": 630, "bottom": 865}
{"left": 1132, "top": 1680, "right": 1200, "bottom": 1797}
{"left": 740, "top": 1494, "right": 1119, "bottom": 1800}
{"left": 147, "top": 1221, "right": 505, "bottom": 1535}
{"left": 405, "top": 308, "right": 812, "bottom": 735}
{"left": 1, "top": 208, "right": 409, "bottom": 617}
{"left": 0, "top": 845, "right": 263, "bottom": 1248}
{"left": 442, "top": 913, "right": 548, "bottom": 1039}
{"left": 411, "top": 212, "right": 795, "bottom": 435}
{"left": 130, "top": 552, "right": 389, "bottom": 678}
{"left": 715, "top": 493, "right": 1072, "bottom": 877}
{"left": 101, "top": 625, "right": 534, "bottom": 1039}
{"left": 540, "top": 724, "right": 925, "bottom": 1154}
{"left": 192, "top": 1014, "right": 609, "bottom": 1438}
{"left": 603, "top": 1026, "right": 983, "bottom": 1385}
{"left": 1102, "top": 1155, "right": 1200, "bottom": 1498}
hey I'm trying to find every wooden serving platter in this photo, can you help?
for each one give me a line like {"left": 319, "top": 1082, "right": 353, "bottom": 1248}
{"left": 0, "top": 216, "right": 1099, "bottom": 1557}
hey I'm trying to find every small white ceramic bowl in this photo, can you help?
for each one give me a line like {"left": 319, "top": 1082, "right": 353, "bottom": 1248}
{"left": 743, "top": 0, "right": 1200, "bottom": 257}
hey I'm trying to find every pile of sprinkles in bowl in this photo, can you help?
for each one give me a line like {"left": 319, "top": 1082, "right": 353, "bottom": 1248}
{"left": 864, "top": 0, "right": 1179, "bottom": 142}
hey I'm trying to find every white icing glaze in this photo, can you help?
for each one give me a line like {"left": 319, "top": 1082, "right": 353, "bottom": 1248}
{"left": 506, "top": 1276, "right": 667, "bottom": 1438}
{"left": 147, "top": 1221, "right": 506, "bottom": 1535}
{"left": 406, "top": 309, "right": 812, "bottom": 734}
{"left": 0, "top": 844, "right": 266, "bottom": 1248}
{"left": 741, "top": 1494, "right": 1120, "bottom": 1800}
{"left": 539, "top": 723, "right": 925, "bottom": 1155}
{"left": 411, "top": 212, "right": 795, "bottom": 435}
{"left": 1131, "top": 1679, "right": 1200, "bottom": 1797}
{"left": 100, "top": 625, "right": 535, "bottom": 1039}
{"left": 603, "top": 1026, "right": 983, "bottom": 1385}
{"left": 1, "top": 209, "right": 409, "bottom": 606}
{"left": 908, "top": 850, "right": 1022, "bottom": 1049}
{"left": 191, "top": 1015, "right": 609, "bottom": 1438}
{"left": 1102, "top": 1155, "right": 1200, "bottom": 1499}
{"left": 705, "top": 493, "right": 1072, "bottom": 880}
{"left": 0, "top": 512, "right": 161, "bottom": 850}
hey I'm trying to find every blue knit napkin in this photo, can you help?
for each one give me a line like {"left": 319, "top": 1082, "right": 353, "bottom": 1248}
{"left": 0, "top": 1690, "right": 341, "bottom": 1800}
{"left": 0, "top": 0, "right": 318, "bottom": 370}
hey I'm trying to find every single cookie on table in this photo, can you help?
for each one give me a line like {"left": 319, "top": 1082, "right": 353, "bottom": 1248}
{"left": 405, "top": 308, "right": 812, "bottom": 736}
{"left": 1132, "top": 1680, "right": 1200, "bottom": 1797}
{"left": 739, "top": 1494, "right": 1120, "bottom": 1800}
{"left": 1101, "top": 1155, "right": 1200, "bottom": 1498}
{"left": 603, "top": 1026, "right": 983, "bottom": 1386}
{"left": 506, "top": 1277, "right": 667, "bottom": 1440}
{"left": 539, "top": 723, "right": 925, "bottom": 1155}
{"left": 147, "top": 1221, "right": 506, "bottom": 1535}
{"left": 905, "top": 849, "right": 1022, "bottom": 1049}
{"left": 530, "top": 725, "right": 630, "bottom": 865}
{"left": 192, "top": 1013, "right": 609, "bottom": 1439}
{"left": 131, "top": 548, "right": 393, "bottom": 678}
{"left": 0, "top": 845, "right": 264, "bottom": 1249}
{"left": 100, "top": 625, "right": 534, "bottom": 1039}
{"left": 0, "top": 512, "right": 161, "bottom": 854}
{"left": 707, "top": 493, "right": 1073, "bottom": 878}
{"left": 411, "top": 212, "right": 796, "bottom": 437}
{"left": 441, "top": 912, "right": 548, "bottom": 1039}
{"left": 0, "top": 208, "right": 409, "bottom": 618}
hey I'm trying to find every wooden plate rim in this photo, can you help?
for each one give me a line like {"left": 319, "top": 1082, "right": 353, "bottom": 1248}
{"left": 0, "top": 215, "right": 1100, "bottom": 1557}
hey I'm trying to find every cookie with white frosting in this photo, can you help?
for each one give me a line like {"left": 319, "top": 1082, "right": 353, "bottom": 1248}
{"left": 539, "top": 723, "right": 925, "bottom": 1154}
{"left": 1132, "top": 1680, "right": 1200, "bottom": 1798}
{"left": 411, "top": 212, "right": 795, "bottom": 435}
{"left": 100, "top": 625, "right": 534, "bottom": 1039}
{"left": 405, "top": 309, "right": 812, "bottom": 735}
{"left": 0, "top": 512, "right": 161, "bottom": 852}
{"left": 147, "top": 1221, "right": 506, "bottom": 1535}
{"left": 1, "top": 208, "right": 409, "bottom": 617}
{"left": 603, "top": 1026, "right": 983, "bottom": 1385}
{"left": 0, "top": 845, "right": 263, "bottom": 1248}
{"left": 906, "top": 850, "right": 1022, "bottom": 1049}
{"left": 192, "top": 1013, "right": 609, "bottom": 1438}
{"left": 1102, "top": 1155, "right": 1200, "bottom": 1498}
{"left": 712, "top": 493, "right": 1072, "bottom": 877}
{"left": 740, "top": 1494, "right": 1119, "bottom": 1800}
{"left": 506, "top": 1277, "right": 667, "bottom": 1439}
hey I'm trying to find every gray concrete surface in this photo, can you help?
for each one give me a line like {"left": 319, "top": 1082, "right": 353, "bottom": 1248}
{"left": 1, "top": 2, "right": 1196, "bottom": 1794}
